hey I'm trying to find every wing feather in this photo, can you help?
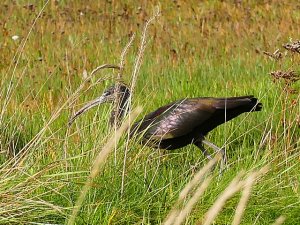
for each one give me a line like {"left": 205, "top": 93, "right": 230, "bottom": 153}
{"left": 142, "top": 98, "right": 216, "bottom": 140}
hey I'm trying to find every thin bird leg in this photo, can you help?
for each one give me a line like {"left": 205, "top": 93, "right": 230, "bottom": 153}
{"left": 194, "top": 141, "right": 213, "bottom": 160}
{"left": 202, "top": 140, "right": 227, "bottom": 172}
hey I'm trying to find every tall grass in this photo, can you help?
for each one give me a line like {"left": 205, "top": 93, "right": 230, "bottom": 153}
{"left": 0, "top": 1, "right": 299, "bottom": 224}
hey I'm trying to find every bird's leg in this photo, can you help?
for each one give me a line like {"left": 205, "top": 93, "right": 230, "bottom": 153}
{"left": 192, "top": 141, "right": 214, "bottom": 173}
{"left": 194, "top": 141, "right": 213, "bottom": 160}
{"left": 202, "top": 140, "right": 227, "bottom": 174}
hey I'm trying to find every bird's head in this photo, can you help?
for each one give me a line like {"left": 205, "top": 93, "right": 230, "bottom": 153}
{"left": 68, "top": 83, "right": 131, "bottom": 126}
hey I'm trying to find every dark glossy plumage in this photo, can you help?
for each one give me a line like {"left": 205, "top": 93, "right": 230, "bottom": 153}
{"left": 69, "top": 84, "right": 262, "bottom": 162}
{"left": 130, "top": 96, "right": 262, "bottom": 150}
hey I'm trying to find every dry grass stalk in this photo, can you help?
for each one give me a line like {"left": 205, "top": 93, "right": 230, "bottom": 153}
{"left": 179, "top": 157, "right": 219, "bottom": 201}
{"left": 90, "top": 64, "right": 121, "bottom": 78}
{"left": 119, "top": 33, "right": 136, "bottom": 74}
{"left": 120, "top": 8, "right": 160, "bottom": 196}
{"left": 117, "top": 34, "right": 137, "bottom": 196}
{"left": 232, "top": 166, "right": 269, "bottom": 225}
{"left": 283, "top": 40, "right": 300, "bottom": 54}
{"left": 0, "top": 0, "right": 49, "bottom": 126}
{"left": 0, "top": 2, "right": 50, "bottom": 170}
{"left": 199, "top": 167, "right": 268, "bottom": 225}
{"left": 8, "top": 78, "right": 90, "bottom": 169}
{"left": 67, "top": 106, "right": 142, "bottom": 225}
{"left": 174, "top": 177, "right": 212, "bottom": 225}
{"left": 130, "top": 7, "right": 160, "bottom": 94}
{"left": 109, "top": 34, "right": 136, "bottom": 185}
{"left": 163, "top": 157, "right": 218, "bottom": 225}
{"left": 272, "top": 215, "right": 286, "bottom": 225}
{"left": 69, "top": 63, "right": 120, "bottom": 118}
{"left": 231, "top": 174, "right": 256, "bottom": 225}
{"left": 200, "top": 172, "right": 245, "bottom": 225}
{"left": 65, "top": 64, "right": 121, "bottom": 172}
{"left": 111, "top": 34, "right": 135, "bottom": 128}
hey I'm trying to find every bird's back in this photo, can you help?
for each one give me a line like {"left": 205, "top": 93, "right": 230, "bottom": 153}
{"left": 131, "top": 96, "right": 262, "bottom": 149}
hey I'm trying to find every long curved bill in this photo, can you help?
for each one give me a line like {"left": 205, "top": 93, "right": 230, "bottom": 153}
{"left": 68, "top": 95, "right": 107, "bottom": 126}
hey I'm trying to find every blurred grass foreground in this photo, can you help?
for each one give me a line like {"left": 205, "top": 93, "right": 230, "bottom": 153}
{"left": 0, "top": 1, "right": 299, "bottom": 224}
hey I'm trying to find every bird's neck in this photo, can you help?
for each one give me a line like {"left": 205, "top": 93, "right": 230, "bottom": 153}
{"left": 109, "top": 91, "right": 131, "bottom": 127}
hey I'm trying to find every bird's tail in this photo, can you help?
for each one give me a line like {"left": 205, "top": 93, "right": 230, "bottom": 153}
{"left": 214, "top": 95, "right": 262, "bottom": 112}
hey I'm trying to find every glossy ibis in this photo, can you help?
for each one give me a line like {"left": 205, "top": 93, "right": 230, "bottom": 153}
{"left": 69, "top": 83, "right": 262, "bottom": 167}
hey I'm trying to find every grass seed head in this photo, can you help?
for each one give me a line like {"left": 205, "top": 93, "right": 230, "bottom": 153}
{"left": 270, "top": 70, "right": 300, "bottom": 86}
{"left": 283, "top": 40, "right": 300, "bottom": 54}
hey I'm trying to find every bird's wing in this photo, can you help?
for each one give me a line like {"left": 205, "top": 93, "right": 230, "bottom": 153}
{"left": 132, "top": 96, "right": 261, "bottom": 141}
{"left": 139, "top": 98, "right": 216, "bottom": 140}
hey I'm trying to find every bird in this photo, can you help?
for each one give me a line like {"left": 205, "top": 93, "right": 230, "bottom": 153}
{"left": 69, "top": 83, "right": 262, "bottom": 167}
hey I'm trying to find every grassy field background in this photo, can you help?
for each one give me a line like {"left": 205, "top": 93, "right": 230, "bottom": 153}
{"left": 0, "top": 0, "right": 299, "bottom": 224}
